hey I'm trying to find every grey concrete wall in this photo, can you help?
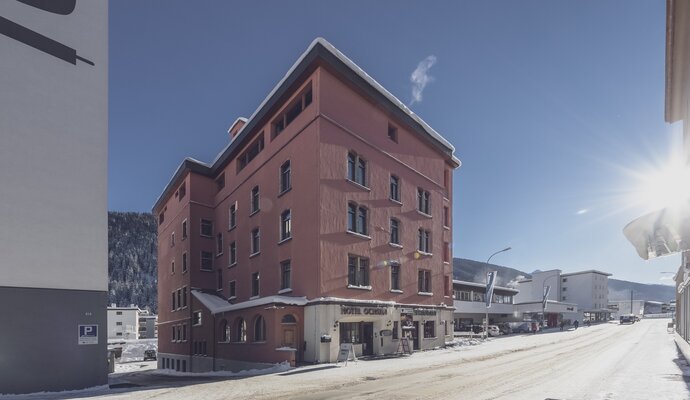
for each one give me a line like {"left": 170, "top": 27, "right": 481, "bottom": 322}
{"left": 0, "top": 287, "right": 108, "bottom": 395}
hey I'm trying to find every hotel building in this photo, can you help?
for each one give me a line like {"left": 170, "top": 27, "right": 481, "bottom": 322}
{"left": 153, "top": 38, "right": 460, "bottom": 372}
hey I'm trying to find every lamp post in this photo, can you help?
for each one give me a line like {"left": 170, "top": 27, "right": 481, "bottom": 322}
{"left": 484, "top": 247, "right": 511, "bottom": 339}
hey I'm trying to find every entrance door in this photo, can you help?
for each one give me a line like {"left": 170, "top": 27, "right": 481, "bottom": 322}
{"left": 362, "top": 323, "right": 374, "bottom": 356}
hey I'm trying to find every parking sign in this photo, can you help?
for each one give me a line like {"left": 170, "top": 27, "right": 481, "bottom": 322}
{"left": 78, "top": 324, "right": 98, "bottom": 345}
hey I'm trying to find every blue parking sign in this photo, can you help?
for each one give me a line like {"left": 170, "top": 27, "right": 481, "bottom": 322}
{"left": 78, "top": 324, "right": 98, "bottom": 345}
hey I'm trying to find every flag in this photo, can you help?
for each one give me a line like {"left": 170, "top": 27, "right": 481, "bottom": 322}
{"left": 486, "top": 271, "right": 497, "bottom": 308}
{"left": 543, "top": 285, "right": 551, "bottom": 310}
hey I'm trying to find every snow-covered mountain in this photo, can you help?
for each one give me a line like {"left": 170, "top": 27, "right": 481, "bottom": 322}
{"left": 108, "top": 211, "right": 157, "bottom": 312}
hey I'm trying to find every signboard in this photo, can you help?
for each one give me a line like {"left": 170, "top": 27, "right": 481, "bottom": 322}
{"left": 543, "top": 286, "right": 551, "bottom": 310}
{"left": 336, "top": 343, "right": 356, "bottom": 365}
{"left": 340, "top": 306, "right": 387, "bottom": 315}
{"left": 380, "top": 329, "right": 392, "bottom": 337}
{"left": 78, "top": 324, "right": 98, "bottom": 345}
{"left": 400, "top": 308, "right": 413, "bottom": 314}
{"left": 486, "top": 271, "right": 497, "bottom": 308}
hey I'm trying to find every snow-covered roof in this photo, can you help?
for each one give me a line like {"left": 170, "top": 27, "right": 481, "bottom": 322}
{"left": 192, "top": 290, "right": 308, "bottom": 315}
{"left": 307, "top": 296, "right": 453, "bottom": 309}
{"left": 560, "top": 270, "right": 612, "bottom": 277}
{"left": 153, "top": 37, "right": 460, "bottom": 212}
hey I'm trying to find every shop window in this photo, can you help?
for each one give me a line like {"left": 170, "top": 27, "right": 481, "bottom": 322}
{"left": 339, "top": 322, "right": 362, "bottom": 344}
{"left": 424, "top": 321, "right": 435, "bottom": 338}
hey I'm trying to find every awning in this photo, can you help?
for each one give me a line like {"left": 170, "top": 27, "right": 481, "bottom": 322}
{"left": 623, "top": 201, "right": 690, "bottom": 260}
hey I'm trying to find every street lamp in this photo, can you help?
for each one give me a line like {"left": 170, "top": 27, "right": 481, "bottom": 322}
{"left": 484, "top": 247, "right": 512, "bottom": 339}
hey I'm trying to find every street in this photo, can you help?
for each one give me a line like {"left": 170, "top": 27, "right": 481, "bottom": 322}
{"left": 11, "top": 319, "right": 689, "bottom": 400}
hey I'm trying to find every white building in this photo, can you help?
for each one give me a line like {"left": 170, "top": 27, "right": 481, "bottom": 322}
{"left": 515, "top": 269, "right": 611, "bottom": 325}
{"left": 138, "top": 314, "right": 158, "bottom": 339}
{"left": 0, "top": 1, "right": 108, "bottom": 394}
{"left": 108, "top": 306, "right": 141, "bottom": 339}
{"left": 452, "top": 280, "right": 519, "bottom": 329}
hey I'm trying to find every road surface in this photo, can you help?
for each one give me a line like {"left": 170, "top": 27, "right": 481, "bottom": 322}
{"left": 10, "top": 319, "right": 690, "bottom": 400}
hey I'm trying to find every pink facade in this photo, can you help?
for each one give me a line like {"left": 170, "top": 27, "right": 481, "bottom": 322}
{"left": 155, "top": 39, "right": 459, "bottom": 371}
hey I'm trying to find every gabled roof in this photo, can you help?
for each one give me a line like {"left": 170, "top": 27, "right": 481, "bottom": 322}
{"left": 153, "top": 37, "right": 460, "bottom": 212}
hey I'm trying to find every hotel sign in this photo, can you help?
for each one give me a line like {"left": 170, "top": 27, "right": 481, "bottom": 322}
{"left": 340, "top": 306, "right": 387, "bottom": 315}
{"left": 413, "top": 308, "right": 437, "bottom": 316}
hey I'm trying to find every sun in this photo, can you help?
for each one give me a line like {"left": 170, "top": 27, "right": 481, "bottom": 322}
{"left": 634, "top": 154, "right": 690, "bottom": 211}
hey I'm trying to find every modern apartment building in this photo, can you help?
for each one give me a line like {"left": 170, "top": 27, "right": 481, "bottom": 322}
{"left": 153, "top": 38, "right": 460, "bottom": 372}
{"left": 108, "top": 306, "right": 141, "bottom": 339}
{"left": 0, "top": 1, "right": 108, "bottom": 394}
{"left": 452, "top": 280, "right": 518, "bottom": 330}
{"left": 515, "top": 269, "right": 609, "bottom": 325}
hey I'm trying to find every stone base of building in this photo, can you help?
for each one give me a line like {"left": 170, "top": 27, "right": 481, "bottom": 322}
{"left": 0, "top": 286, "right": 107, "bottom": 395}
{"left": 158, "top": 352, "right": 287, "bottom": 373}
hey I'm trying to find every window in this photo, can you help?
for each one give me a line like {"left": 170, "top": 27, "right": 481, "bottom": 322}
{"left": 390, "top": 218, "right": 400, "bottom": 245}
{"left": 443, "top": 206, "right": 449, "bottom": 227}
{"left": 280, "top": 209, "right": 291, "bottom": 241}
{"left": 172, "top": 326, "right": 176, "bottom": 341}
{"left": 458, "top": 291, "right": 471, "bottom": 301}
{"left": 116, "top": 311, "right": 122, "bottom": 315}
{"left": 424, "top": 321, "right": 435, "bottom": 338}
{"left": 182, "top": 287, "right": 187, "bottom": 307}
{"left": 229, "top": 202, "right": 237, "bottom": 229}
{"left": 444, "top": 276, "right": 451, "bottom": 297}
{"left": 388, "top": 124, "right": 398, "bottom": 142}
{"left": 201, "top": 251, "right": 213, "bottom": 271}
{"left": 339, "top": 322, "right": 362, "bottom": 344}
{"left": 178, "top": 183, "right": 186, "bottom": 199}
{"left": 251, "top": 228, "right": 260, "bottom": 255}
{"left": 443, "top": 169, "right": 450, "bottom": 192}
{"left": 562, "top": 287, "right": 567, "bottom": 291}
{"left": 282, "top": 314, "right": 297, "bottom": 324}
{"left": 171, "top": 292, "right": 175, "bottom": 311}
{"left": 347, "top": 202, "right": 368, "bottom": 236}
{"left": 562, "top": 278, "right": 568, "bottom": 283}
{"left": 116, "top": 321, "right": 122, "bottom": 326}
{"left": 217, "top": 269, "right": 223, "bottom": 291}
{"left": 238, "top": 135, "right": 265, "bottom": 171}
{"left": 171, "top": 260, "right": 175, "bottom": 274}
{"left": 393, "top": 321, "right": 399, "bottom": 339}
{"left": 418, "top": 270, "right": 432, "bottom": 293}
{"left": 280, "top": 160, "right": 291, "bottom": 193}
{"left": 443, "top": 242, "right": 450, "bottom": 262}
{"left": 272, "top": 86, "right": 312, "bottom": 138}
{"left": 193, "top": 311, "right": 202, "bottom": 326}
{"left": 251, "top": 272, "right": 260, "bottom": 297}
{"left": 235, "top": 318, "right": 247, "bottom": 342}
{"left": 391, "top": 263, "right": 401, "bottom": 291}
{"left": 418, "top": 229, "right": 431, "bottom": 253}
{"left": 229, "top": 280, "right": 236, "bottom": 299}
{"left": 201, "top": 219, "right": 213, "bottom": 237}
{"left": 170, "top": 232, "right": 175, "bottom": 247}
{"left": 254, "top": 316, "right": 266, "bottom": 342}
{"left": 216, "top": 172, "right": 225, "bottom": 190}
{"left": 347, "top": 152, "right": 367, "bottom": 187}
{"left": 417, "top": 189, "right": 431, "bottom": 215}
{"left": 182, "top": 219, "right": 188, "bottom": 239}
{"left": 229, "top": 241, "right": 237, "bottom": 265}
{"left": 250, "top": 186, "right": 260, "bottom": 214}
{"left": 177, "top": 289, "right": 181, "bottom": 309}
{"left": 348, "top": 256, "right": 370, "bottom": 287}
{"left": 390, "top": 175, "right": 400, "bottom": 202}
{"left": 182, "top": 252, "right": 188, "bottom": 273}
{"left": 221, "top": 320, "right": 230, "bottom": 342}
{"left": 216, "top": 233, "right": 223, "bottom": 256}
{"left": 159, "top": 211, "right": 165, "bottom": 226}
{"left": 281, "top": 260, "right": 291, "bottom": 290}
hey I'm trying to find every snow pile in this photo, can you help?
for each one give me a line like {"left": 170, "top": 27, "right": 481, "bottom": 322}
{"left": 0, "top": 385, "right": 110, "bottom": 399}
{"left": 446, "top": 337, "right": 484, "bottom": 348}
{"left": 152, "top": 361, "right": 292, "bottom": 378}
{"left": 116, "top": 339, "right": 157, "bottom": 362}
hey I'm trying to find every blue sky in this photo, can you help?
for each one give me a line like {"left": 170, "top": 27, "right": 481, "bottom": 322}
{"left": 109, "top": 0, "right": 682, "bottom": 284}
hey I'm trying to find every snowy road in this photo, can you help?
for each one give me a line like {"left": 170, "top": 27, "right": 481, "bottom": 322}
{"left": 10, "top": 319, "right": 689, "bottom": 400}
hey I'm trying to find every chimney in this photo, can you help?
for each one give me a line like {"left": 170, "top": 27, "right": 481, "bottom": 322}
{"left": 228, "top": 117, "right": 248, "bottom": 140}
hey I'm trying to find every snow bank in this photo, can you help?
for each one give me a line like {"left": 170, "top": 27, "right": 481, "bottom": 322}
{"left": 446, "top": 337, "right": 484, "bottom": 348}
{"left": 0, "top": 385, "right": 110, "bottom": 399}
{"left": 115, "top": 338, "right": 157, "bottom": 362}
{"left": 151, "top": 361, "right": 292, "bottom": 378}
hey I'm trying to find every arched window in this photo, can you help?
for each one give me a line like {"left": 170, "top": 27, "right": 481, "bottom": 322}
{"left": 220, "top": 319, "right": 229, "bottom": 342}
{"left": 235, "top": 318, "right": 247, "bottom": 342}
{"left": 254, "top": 315, "right": 266, "bottom": 342}
{"left": 281, "top": 314, "right": 297, "bottom": 324}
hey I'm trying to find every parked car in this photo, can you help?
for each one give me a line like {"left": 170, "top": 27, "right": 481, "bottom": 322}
{"left": 487, "top": 325, "right": 502, "bottom": 337}
{"left": 509, "top": 322, "right": 532, "bottom": 333}
{"left": 143, "top": 349, "right": 157, "bottom": 361}
{"left": 620, "top": 315, "right": 634, "bottom": 324}
{"left": 496, "top": 323, "right": 512, "bottom": 335}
